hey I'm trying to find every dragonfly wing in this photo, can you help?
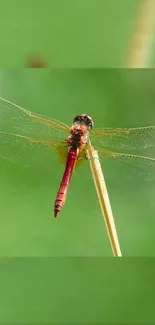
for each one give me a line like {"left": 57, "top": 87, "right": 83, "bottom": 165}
{"left": 0, "top": 97, "right": 70, "bottom": 141}
{"left": 0, "top": 132, "right": 68, "bottom": 171}
{"left": 91, "top": 126, "right": 155, "bottom": 151}
{"left": 95, "top": 147, "right": 155, "bottom": 182}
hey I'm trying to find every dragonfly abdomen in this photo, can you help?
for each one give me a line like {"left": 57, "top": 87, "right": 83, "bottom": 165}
{"left": 54, "top": 148, "right": 78, "bottom": 217}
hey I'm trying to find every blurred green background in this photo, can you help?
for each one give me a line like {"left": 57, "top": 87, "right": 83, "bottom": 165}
{"left": 1, "top": 1, "right": 155, "bottom": 324}
{"left": 0, "top": 69, "right": 155, "bottom": 257}
{"left": 0, "top": 257, "right": 155, "bottom": 325}
{"left": 0, "top": 0, "right": 139, "bottom": 67}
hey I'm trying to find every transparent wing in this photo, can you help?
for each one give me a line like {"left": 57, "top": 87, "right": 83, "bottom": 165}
{"left": 91, "top": 127, "right": 155, "bottom": 151}
{"left": 0, "top": 97, "right": 70, "bottom": 140}
{"left": 0, "top": 132, "right": 69, "bottom": 171}
{"left": 95, "top": 147, "right": 155, "bottom": 181}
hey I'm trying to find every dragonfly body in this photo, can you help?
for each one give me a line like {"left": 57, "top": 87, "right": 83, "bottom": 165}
{"left": 0, "top": 97, "right": 155, "bottom": 219}
{"left": 54, "top": 148, "right": 78, "bottom": 217}
{"left": 54, "top": 114, "right": 94, "bottom": 217}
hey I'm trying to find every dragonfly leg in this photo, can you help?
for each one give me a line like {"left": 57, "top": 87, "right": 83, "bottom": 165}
{"left": 83, "top": 147, "right": 100, "bottom": 161}
{"left": 83, "top": 148, "right": 91, "bottom": 160}
{"left": 78, "top": 148, "right": 99, "bottom": 161}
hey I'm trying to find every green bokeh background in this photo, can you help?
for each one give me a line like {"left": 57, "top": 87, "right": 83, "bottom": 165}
{"left": 1, "top": 2, "right": 155, "bottom": 324}
{"left": 0, "top": 0, "right": 139, "bottom": 67}
{"left": 0, "top": 69, "right": 155, "bottom": 257}
{"left": 0, "top": 257, "right": 155, "bottom": 325}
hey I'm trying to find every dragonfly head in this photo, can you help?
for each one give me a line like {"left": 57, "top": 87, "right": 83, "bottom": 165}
{"left": 73, "top": 114, "right": 94, "bottom": 130}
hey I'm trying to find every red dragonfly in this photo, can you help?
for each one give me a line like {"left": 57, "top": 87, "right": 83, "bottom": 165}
{"left": 0, "top": 97, "right": 155, "bottom": 217}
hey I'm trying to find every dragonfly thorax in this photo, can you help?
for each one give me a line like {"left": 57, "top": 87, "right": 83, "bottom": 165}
{"left": 68, "top": 125, "right": 89, "bottom": 150}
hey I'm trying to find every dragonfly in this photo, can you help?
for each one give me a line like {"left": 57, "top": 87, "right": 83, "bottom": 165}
{"left": 0, "top": 97, "right": 155, "bottom": 217}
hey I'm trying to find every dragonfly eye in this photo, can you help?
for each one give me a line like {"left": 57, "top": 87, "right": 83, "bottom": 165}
{"left": 73, "top": 114, "right": 94, "bottom": 130}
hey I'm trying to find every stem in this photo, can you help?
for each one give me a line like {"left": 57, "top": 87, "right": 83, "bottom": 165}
{"left": 88, "top": 140, "right": 122, "bottom": 257}
{"left": 124, "top": 0, "right": 155, "bottom": 68}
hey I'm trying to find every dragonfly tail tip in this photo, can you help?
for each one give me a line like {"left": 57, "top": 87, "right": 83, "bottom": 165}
{"left": 54, "top": 210, "right": 59, "bottom": 218}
